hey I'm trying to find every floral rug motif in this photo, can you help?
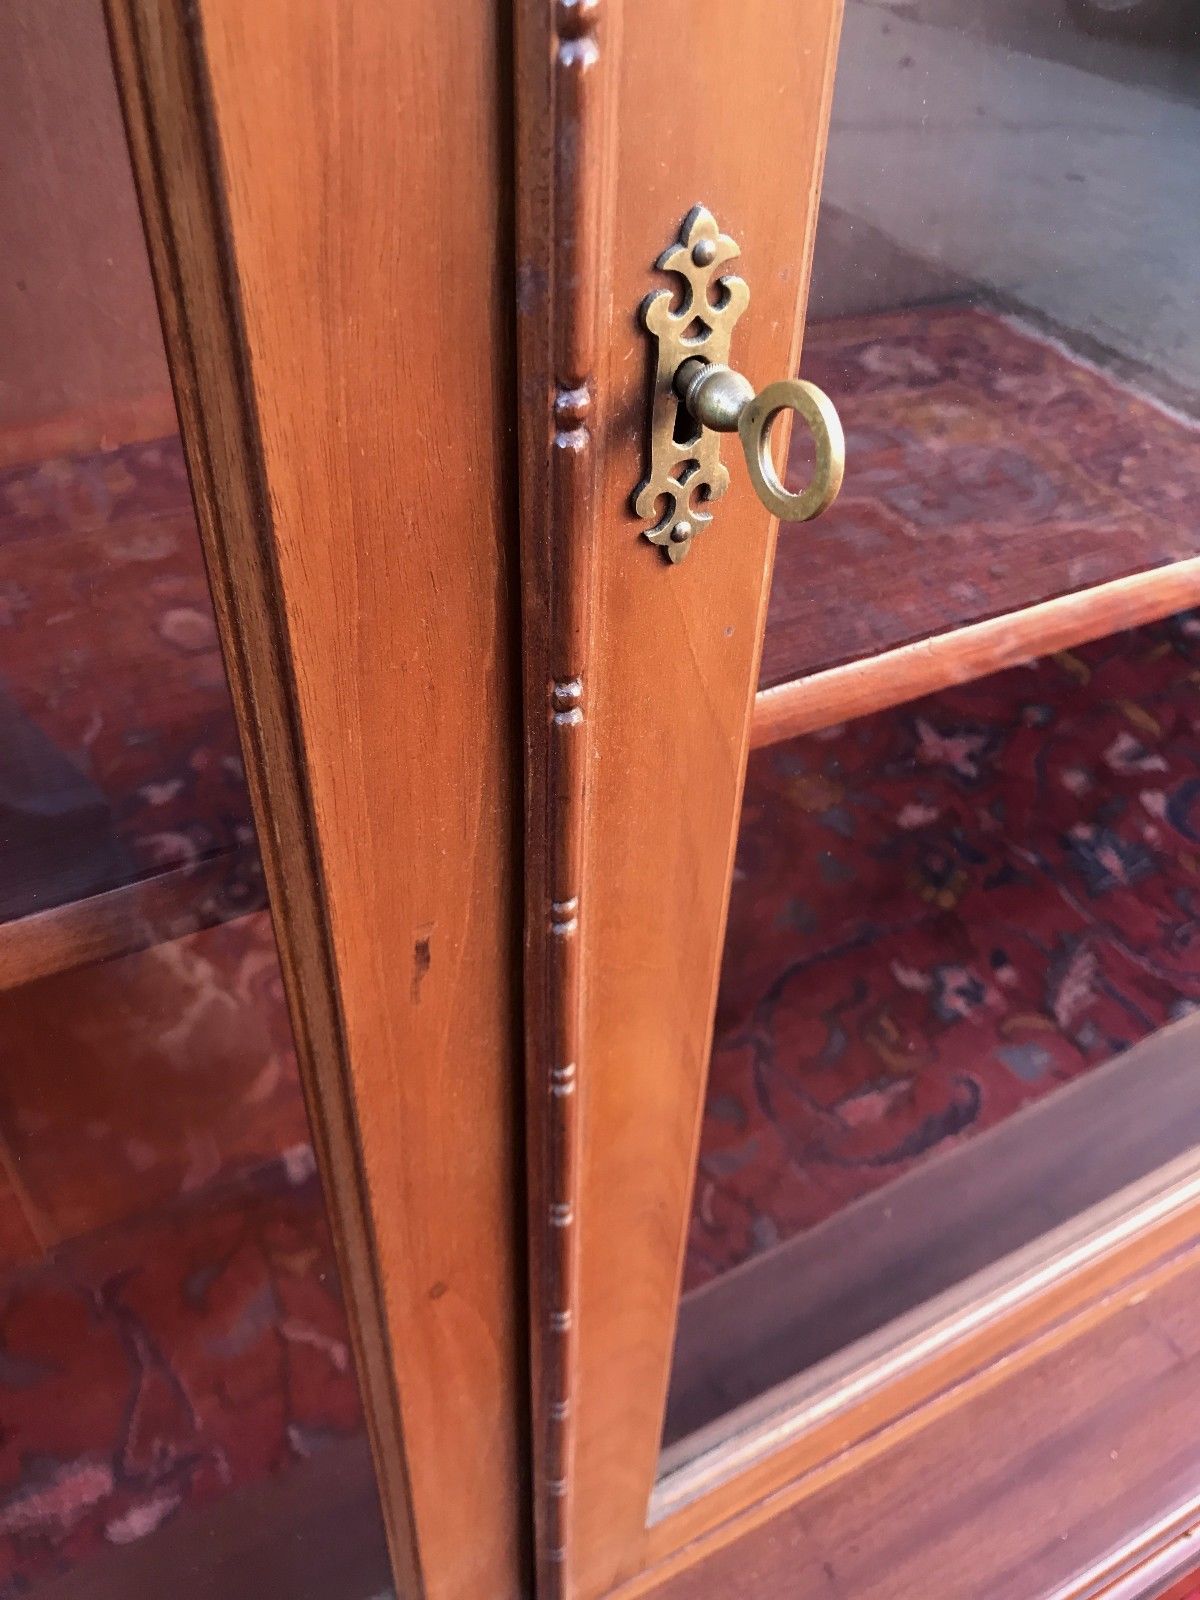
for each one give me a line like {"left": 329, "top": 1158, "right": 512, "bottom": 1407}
{"left": 0, "top": 434, "right": 260, "bottom": 923}
{"left": 763, "top": 306, "right": 1200, "bottom": 686}
{"left": 686, "top": 612, "right": 1200, "bottom": 1290}
{"left": 4, "top": 311, "right": 1198, "bottom": 1580}
{"left": 0, "top": 912, "right": 311, "bottom": 1259}
{"left": 0, "top": 438, "right": 353, "bottom": 1590}
{"left": 0, "top": 1166, "right": 362, "bottom": 1597}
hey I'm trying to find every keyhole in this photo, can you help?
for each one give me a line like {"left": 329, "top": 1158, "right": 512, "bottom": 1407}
{"left": 671, "top": 397, "right": 701, "bottom": 448}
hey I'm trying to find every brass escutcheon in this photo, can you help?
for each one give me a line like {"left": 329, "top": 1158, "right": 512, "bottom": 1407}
{"left": 634, "top": 206, "right": 845, "bottom": 563}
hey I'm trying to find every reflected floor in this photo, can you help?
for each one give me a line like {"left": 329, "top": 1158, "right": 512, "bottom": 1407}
{"left": 0, "top": 917, "right": 366, "bottom": 1594}
{"left": 764, "top": 304, "right": 1200, "bottom": 688}
{"left": 0, "top": 433, "right": 259, "bottom": 925}
{"left": 689, "top": 611, "right": 1200, "bottom": 1291}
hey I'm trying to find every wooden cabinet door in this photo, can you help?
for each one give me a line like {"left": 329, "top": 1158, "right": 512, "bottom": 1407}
{"left": 513, "top": 2, "right": 1200, "bottom": 1597}
{"left": 105, "top": 3, "right": 526, "bottom": 1599}
{"left": 512, "top": 3, "right": 845, "bottom": 1594}
{"left": 94, "top": 2, "right": 1200, "bottom": 1597}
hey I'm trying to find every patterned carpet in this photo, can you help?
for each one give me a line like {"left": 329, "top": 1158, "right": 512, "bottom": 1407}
{"left": 0, "top": 1166, "right": 361, "bottom": 1596}
{"left": 686, "top": 612, "right": 1200, "bottom": 1290}
{"left": 0, "top": 432, "right": 261, "bottom": 924}
{"left": 686, "top": 304, "right": 1200, "bottom": 1293}
{"left": 0, "top": 437, "right": 355, "bottom": 1592}
{"left": 0, "top": 913, "right": 366, "bottom": 1596}
{"left": 762, "top": 305, "right": 1200, "bottom": 686}
{"left": 1, "top": 301, "right": 1198, "bottom": 1583}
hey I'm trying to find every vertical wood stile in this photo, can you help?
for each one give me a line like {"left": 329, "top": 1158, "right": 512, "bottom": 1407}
{"left": 105, "top": 1, "right": 527, "bottom": 1595}
{"left": 514, "top": 0, "right": 620, "bottom": 1592}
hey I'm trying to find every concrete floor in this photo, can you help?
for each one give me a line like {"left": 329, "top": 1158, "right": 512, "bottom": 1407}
{"left": 813, "top": 0, "right": 1200, "bottom": 411}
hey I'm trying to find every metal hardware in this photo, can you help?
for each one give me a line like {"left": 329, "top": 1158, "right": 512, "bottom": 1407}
{"left": 634, "top": 206, "right": 845, "bottom": 563}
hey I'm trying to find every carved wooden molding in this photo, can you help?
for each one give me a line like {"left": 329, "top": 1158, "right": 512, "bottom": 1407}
{"left": 514, "top": 0, "right": 619, "bottom": 1590}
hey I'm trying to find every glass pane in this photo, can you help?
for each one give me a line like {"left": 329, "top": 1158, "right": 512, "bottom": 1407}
{"left": 665, "top": 1, "right": 1200, "bottom": 1465}
{"left": 0, "top": 6, "right": 391, "bottom": 1595}
{"left": 760, "top": 0, "right": 1200, "bottom": 689}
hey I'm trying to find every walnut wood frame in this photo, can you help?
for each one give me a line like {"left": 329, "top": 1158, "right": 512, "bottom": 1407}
{"left": 513, "top": 1, "right": 844, "bottom": 1593}
{"left": 99, "top": 2, "right": 1200, "bottom": 1596}
{"left": 512, "top": 0, "right": 616, "bottom": 1593}
{"left": 514, "top": 7, "right": 1200, "bottom": 1600}
{"left": 104, "top": 3, "right": 527, "bottom": 1597}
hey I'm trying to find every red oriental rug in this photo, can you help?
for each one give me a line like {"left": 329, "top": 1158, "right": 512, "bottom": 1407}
{"left": 0, "top": 1166, "right": 364, "bottom": 1596}
{"left": 686, "top": 611, "right": 1200, "bottom": 1290}
{"left": 762, "top": 304, "right": 1200, "bottom": 686}
{"left": 2, "top": 299, "right": 1198, "bottom": 1583}
{"left": 0, "top": 432, "right": 260, "bottom": 925}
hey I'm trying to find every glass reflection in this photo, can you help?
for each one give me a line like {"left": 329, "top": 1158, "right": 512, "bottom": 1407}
{"left": 762, "top": 0, "right": 1200, "bottom": 686}
{"left": 0, "top": 3, "right": 389, "bottom": 1594}
{"left": 667, "top": 0, "right": 1200, "bottom": 1460}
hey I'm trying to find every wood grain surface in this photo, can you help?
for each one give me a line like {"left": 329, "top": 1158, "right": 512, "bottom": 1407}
{"left": 664, "top": 1013, "right": 1200, "bottom": 1450}
{"left": 514, "top": 2, "right": 846, "bottom": 1592}
{"left": 512, "top": 0, "right": 620, "bottom": 1592}
{"left": 751, "top": 557, "right": 1200, "bottom": 747}
{"left": 105, "top": 3, "right": 526, "bottom": 1596}
{"left": 645, "top": 1157, "right": 1200, "bottom": 1567}
{"left": 631, "top": 1238, "right": 1200, "bottom": 1600}
{"left": 0, "top": 848, "right": 259, "bottom": 991}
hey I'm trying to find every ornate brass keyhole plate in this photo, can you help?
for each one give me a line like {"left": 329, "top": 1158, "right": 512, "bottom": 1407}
{"left": 633, "top": 206, "right": 749, "bottom": 564}
{"left": 634, "top": 205, "right": 845, "bottom": 564}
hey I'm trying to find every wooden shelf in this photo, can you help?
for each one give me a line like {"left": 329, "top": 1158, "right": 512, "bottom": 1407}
{"left": 663, "top": 1011, "right": 1200, "bottom": 1457}
{"left": 751, "top": 557, "right": 1200, "bottom": 748}
{"left": 649, "top": 1231, "right": 1200, "bottom": 1600}
{"left": 0, "top": 843, "right": 264, "bottom": 991}
{"left": 759, "top": 302, "right": 1200, "bottom": 702}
